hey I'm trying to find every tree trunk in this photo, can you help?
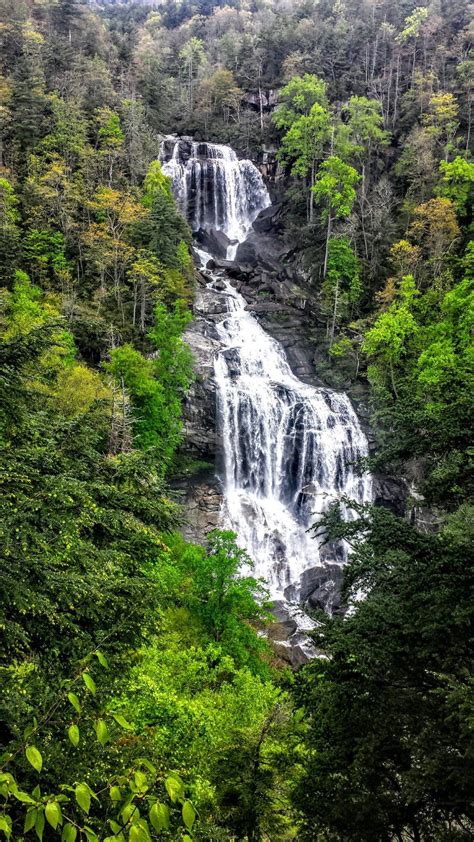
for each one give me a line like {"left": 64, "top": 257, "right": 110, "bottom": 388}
{"left": 466, "top": 97, "right": 472, "bottom": 152}
{"left": 389, "top": 358, "right": 398, "bottom": 400}
{"left": 309, "top": 161, "right": 315, "bottom": 223}
{"left": 132, "top": 284, "right": 137, "bottom": 327}
{"left": 359, "top": 162, "right": 370, "bottom": 260}
{"left": 329, "top": 278, "right": 339, "bottom": 349}
{"left": 323, "top": 211, "right": 332, "bottom": 278}
{"left": 393, "top": 52, "right": 401, "bottom": 127}
{"left": 139, "top": 277, "right": 146, "bottom": 333}
{"left": 258, "top": 86, "right": 264, "bottom": 133}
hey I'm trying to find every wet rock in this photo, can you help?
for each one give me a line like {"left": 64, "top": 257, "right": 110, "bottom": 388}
{"left": 292, "top": 563, "right": 345, "bottom": 612}
{"left": 220, "top": 348, "right": 241, "bottom": 377}
{"left": 182, "top": 321, "right": 219, "bottom": 458}
{"left": 268, "top": 601, "right": 320, "bottom": 668}
{"left": 373, "top": 475, "right": 407, "bottom": 517}
{"left": 235, "top": 228, "right": 285, "bottom": 271}
{"left": 252, "top": 202, "right": 283, "bottom": 233}
{"left": 196, "top": 227, "right": 231, "bottom": 258}
{"left": 270, "top": 601, "right": 298, "bottom": 637}
{"left": 193, "top": 289, "right": 229, "bottom": 318}
{"left": 241, "top": 89, "right": 278, "bottom": 112}
{"left": 234, "top": 239, "right": 258, "bottom": 266}
{"left": 246, "top": 301, "right": 285, "bottom": 314}
{"left": 210, "top": 258, "right": 255, "bottom": 278}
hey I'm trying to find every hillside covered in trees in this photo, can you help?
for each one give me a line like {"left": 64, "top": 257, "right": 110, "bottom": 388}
{"left": 0, "top": 0, "right": 473, "bottom": 840}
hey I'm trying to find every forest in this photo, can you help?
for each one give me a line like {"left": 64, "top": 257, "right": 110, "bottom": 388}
{"left": 0, "top": 0, "right": 472, "bottom": 840}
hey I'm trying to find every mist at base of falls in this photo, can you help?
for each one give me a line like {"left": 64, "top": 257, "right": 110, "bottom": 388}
{"left": 163, "top": 137, "right": 372, "bottom": 618}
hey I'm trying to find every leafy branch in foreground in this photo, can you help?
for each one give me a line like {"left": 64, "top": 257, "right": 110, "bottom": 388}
{"left": 0, "top": 651, "right": 197, "bottom": 842}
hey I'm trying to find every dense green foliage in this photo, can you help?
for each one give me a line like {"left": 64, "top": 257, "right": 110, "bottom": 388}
{"left": 295, "top": 501, "right": 473, "bottom": 840}
{"left": 0, "top": 0, "right": 473, "bottom": 839}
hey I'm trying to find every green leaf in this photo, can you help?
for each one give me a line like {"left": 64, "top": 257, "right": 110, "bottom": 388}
{"left": 0, "top": 816, "right": 12, "bottom": 839}
{"left": 26, "top": 746, "right": 43, "bottom": 773}
{"left": 129, "top": 821, "right": 150, "bottom": 842}
{"left": 121, "top": 803, "right": 136, "bottom": 825}
{"left": 95, "top": 719, "right": 110, "bottom": 746}
{"left": 45, "top": 802, "right": 62, "bottom": 830}
{"left": 35, "top": 810, "right": 45, "bottom": 841}
{"left": 183, "top": 836, "right": 193, "bottom": 842}
{"left": 82, "top": 673, "right": 96, "bottom": 695}
{"left": 84, "top": 829, "right": 99, "bottom": 842}
{"left": 14, "top": 790, "right": 36, "bottom": 804}
{"left": 133, "top": 771, "right": 147, "bottom": 792}
{"left": 149, "top": 803, "right": 170, "bottom": 832}
{"left": 109, "top": 820, "right": 123, "bottom": 833}
{"left": 109, "top": 786, "right": 122, "bottom": 804}
{"left": 75, "top": 783, "right": 91, "bottom": 814}
{"left": 62, "top": 824, "right": 77, "bottom": 842}
{"left": 112, "top": 714, "right": 132, "bottom": 731}
{"left": 165, "top": 774, "right": 184, "bottom": 803}
{"left": 67, "top": 693, "right": 81, "bottom": 714}
{"left": 24, "top": 808, "right": 38, "bottom": 833}
{"left": 68, "top": 724, "right": 80, "bottom": 748}
{"left": 182, "top": 801, "right": 196, "bottom": 831}
{"left": 95, "top": 651, "right": 109, "bottom": 669}
{"left": 137, "top": 759, "right": 155, "bottom": 775}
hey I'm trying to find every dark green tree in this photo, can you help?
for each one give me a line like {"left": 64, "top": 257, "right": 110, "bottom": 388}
{"left": 295, "top": 501, "right": 474, "bottom": 841}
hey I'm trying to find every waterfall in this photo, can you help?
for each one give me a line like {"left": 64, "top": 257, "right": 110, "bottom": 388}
{"left": 165, "top": 138, "right": 371, "bottom": 613}
{"left": 160, "top": 137, "right": 271, "bottom": 256}
{"left": 213, "top": 280, "right": 372, "bottom": 602}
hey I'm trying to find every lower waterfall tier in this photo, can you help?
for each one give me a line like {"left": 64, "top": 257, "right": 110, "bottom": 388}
{"left": 212, "top": 277, "right": 372, "bottom": 603}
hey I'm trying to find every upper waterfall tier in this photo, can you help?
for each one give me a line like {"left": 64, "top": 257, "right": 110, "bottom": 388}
{"left": 160, "top": 137, "right": 271, "bottom": 246}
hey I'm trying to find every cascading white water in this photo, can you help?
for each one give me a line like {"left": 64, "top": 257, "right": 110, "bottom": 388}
{"left": 165, "top": 138, "right": 371, "bottom": 613}
{"left": 213, "top": 279, "right": 372, "bottom": 602}
{"left": 160, "top": 137, "right": 271, "bottom": 257}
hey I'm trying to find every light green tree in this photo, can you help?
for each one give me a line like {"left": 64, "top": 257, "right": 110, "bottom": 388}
{"left": 363, "top": 275, "right": 419, "bottom": 399}
{"left": 96, "top": 107, "right": 125, "bottom": 186}
{"left": 437, "top": 156, "right": 474, "bottom": 215}
{"left": 416, "top": 241, "right": 474, "bottom": 414}
{"left": 278, "top": 103, "right": 331, "bottom": 221}
{"left": 343, "top": 96, "right": 389, "bottom": 159}
{"left": 322, "top": 237, "right": 361, "bottom": 348}
{"left": 397, "top": 6, "right": 430, "bottom": 81}
{"left": 182, "top": 530, "right": 269, "bottom": 659}
{"left": 180, "top": 37, "right": 206, "bottom": 113}
{"left": 341, "top": 96, "right": 390, "bottom": 258}
{"left": 142, "top": 160, "right": 173, "bottom": 205}
{"left": 0, "top": 177, "right": 20, "bottom": 282}
{"left": 424, "top": 92, "right": 460, "bottom": 162}
{"left": 273, "top": 73, "right": 328, "bottom": 131}
{"left": 312, "top": 156, "right": 360, "bottom": 276}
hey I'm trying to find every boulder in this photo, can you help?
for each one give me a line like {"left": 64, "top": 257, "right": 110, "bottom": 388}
{"left": 193, "top": 288, "right": 229, "bottom": 318}
{"left": 235, "top": 229, "right": 286, "bottom": 272}
{"left": 207, "top": 258, "right": 245, "bottom": 278}
{"left": 195, "top": 227, "right": 232, "bottom": 259}
{"left": 252, "top": 202, "right": 283, "bottom": 233}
